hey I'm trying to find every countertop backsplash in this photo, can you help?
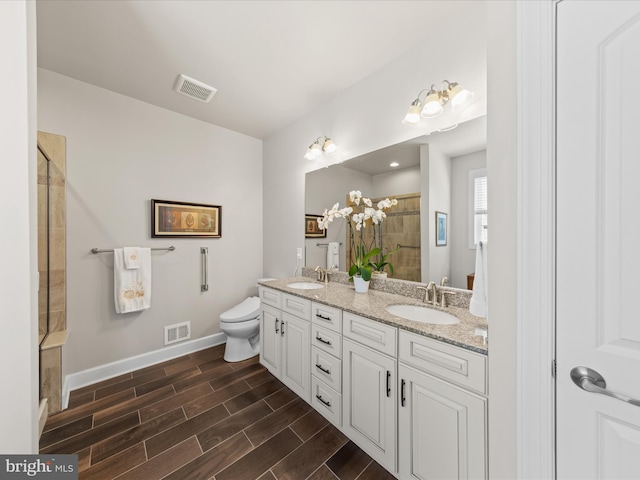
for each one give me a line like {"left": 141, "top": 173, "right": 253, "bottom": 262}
{"left": 300, "top": 267, "right": 472, "bottom": 309}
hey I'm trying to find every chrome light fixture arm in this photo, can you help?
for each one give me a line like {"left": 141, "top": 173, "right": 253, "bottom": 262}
{"left": 402, "top": 79, "right": 474, "bottom": 125}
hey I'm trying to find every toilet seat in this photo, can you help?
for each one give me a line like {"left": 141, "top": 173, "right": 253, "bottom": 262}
{"left": 220, "top": 296, "right": 260, "bottom": 322}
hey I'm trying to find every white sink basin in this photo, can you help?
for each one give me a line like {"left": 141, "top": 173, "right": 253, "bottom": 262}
{"left": 386, "top": 304, "right": 460, "bottom": 325}
{"left": 286, "top": 282, "right": 325, "bottom": 290}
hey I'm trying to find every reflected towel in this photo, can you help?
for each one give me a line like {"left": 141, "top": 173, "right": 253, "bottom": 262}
{"left": 327, "top": 242, "right": 340, "bottom": 269}
{"left": 114, "top": 247, "right": 151, "bottom": 313}
{"left": 469, "top": 241, "right": 488, "bottom": 318}
{"left": 123, "top": 247, "right": 141, "bottom": 269}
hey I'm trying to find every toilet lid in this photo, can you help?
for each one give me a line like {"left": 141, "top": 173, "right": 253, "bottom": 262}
{"left": 220, "top": 296, "right": 261, "bottom": 322}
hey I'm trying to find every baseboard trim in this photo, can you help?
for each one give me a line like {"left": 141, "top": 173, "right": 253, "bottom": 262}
{"left": 62, "top": 332, "right": 227, "bottom": 410}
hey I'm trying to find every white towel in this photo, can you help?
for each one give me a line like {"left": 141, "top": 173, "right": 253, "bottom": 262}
{"left": 114, "top": 248, "right": 151, "bottom": 313}
{"left": 123, "top": 247, "right": 141, "bottom": 269}
{"left": 327, "top": 242, "right": 340, "bottom": 269}
{"left": 469, "top": 241, "right": 488, "bottom": 318}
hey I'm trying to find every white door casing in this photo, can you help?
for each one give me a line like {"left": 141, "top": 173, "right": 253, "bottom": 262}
{"left": 556, "top": 1, "right": 640, "bottom": 478}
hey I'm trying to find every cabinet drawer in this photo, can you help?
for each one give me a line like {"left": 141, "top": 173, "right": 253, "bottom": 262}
{"left": 311, "top": 346, "right": 342, "bottom": 392}
{"left": 399, "top": 330, "right": 487, "bottom": 394}
{"left": 343, "top": 312, "right": 397, "bottom": 357}
{"left": 311, "top": 376, "right": 342, "bottom": 427}
{"left": 259, "top": 287, "right": 281, "bottom": 309}
{"left": 311, "top": 324, "right": 342, "bottom": 359}
{"left": 282, "top": 293, "right": 312, "bottom": 321}
{"left": 311, "top": 302, "right": 342, "bottom": 333}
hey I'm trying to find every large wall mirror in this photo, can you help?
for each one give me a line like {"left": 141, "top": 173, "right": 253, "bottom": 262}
{"left": 305, "top": 115, "right": 486, "bottom": 290}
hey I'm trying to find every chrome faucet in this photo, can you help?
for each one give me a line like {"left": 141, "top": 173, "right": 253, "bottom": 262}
{"left": 440, "top": 276, "right": 449, "bottom": 287}
{"left": 314, "top": 266, "right": 334, "bottom": 284}
{"left": 427, "top": 281, "right": 438, "bottom": 305}
{"left": 417, "top": 281, "right": 438, "bottom": 305}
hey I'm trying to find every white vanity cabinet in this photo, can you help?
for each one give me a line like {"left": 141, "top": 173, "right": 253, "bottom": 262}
{"left": 398, "top": 330, "right": 487, "bottom": 480}
{"left": 342, "top": 313, "right": 397, "bottom": 474}
{"left": 259, "top": 287, "right": 311, "bottom": 402}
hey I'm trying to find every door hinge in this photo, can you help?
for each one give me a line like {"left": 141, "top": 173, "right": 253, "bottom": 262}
{"left": 552, "top": 359, "right": 557, "bottom": 379}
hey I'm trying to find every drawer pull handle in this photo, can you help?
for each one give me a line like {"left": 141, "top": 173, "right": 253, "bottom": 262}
{"left": 315, "top": 335, "right": 332, "bottom": 346}
{"left": 316, "top": 394, "right": 331, "bottom": 407}
{"left": 275, "top": 319, "right": 279, "bottom": 334}
{"left": 281, "top": 322, "right": 285, "bottom": 337}
{"left": 316, "top": 313, "right": 331, "bottom": 321}
{"left": 315, "top": 363, "right": 331, "bottom": 375}
{"left": 401, "top": 379, "right": 406, "bottom": 407}
{"left": 386, "top": 370, "right": 391, "bottom": 397}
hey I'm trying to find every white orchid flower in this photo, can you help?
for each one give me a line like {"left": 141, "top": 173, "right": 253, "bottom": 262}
{"left": 349, "top": 190, "right": 362, "bottom": 205}
{"left": 319, "top": 192, "right": 396, "bottom": 232}
{"left": 363, "top": 207, "right": 376, "bottom": 221}
{"left": 338, "top": 206, "right": 353, "bottom": 218}
{"left": 371, "top": 209, "right": 386, "bottom": 224}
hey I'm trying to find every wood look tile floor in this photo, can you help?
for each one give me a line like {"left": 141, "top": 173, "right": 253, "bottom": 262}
{"left": 40, "top": 344, "right": 396, "bottom": 480}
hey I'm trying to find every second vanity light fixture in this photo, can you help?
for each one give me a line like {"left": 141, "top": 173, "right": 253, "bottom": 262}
{"left": 304, "top": 136, "right": 338, "bottom": 160}
{"left": 402, "top": 80, "right": 474, "bottom": 125}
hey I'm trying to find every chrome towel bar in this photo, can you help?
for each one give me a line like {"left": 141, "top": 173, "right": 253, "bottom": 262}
{"left": 201, "top": 247, "right": 209, "bottom": 292}
{"left": 91, "top": 246, "right": 175, "bottom": 254}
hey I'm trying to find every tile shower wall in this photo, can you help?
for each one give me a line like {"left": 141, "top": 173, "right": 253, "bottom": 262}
{"left": 38, "top": 130, "right": 67, "bottom": 413}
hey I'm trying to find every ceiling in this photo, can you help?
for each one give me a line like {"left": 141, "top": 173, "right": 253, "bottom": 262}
{"left": 36, "top": 0, "right": 487, "bottom": 140}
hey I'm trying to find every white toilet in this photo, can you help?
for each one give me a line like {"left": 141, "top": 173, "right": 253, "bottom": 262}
{"left": 220, "top": 296, "right": 261, "bottom": 362}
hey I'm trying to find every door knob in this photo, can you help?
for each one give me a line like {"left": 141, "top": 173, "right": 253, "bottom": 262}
{"left": 570, "top": 366, "right": 640, "bottom": 407}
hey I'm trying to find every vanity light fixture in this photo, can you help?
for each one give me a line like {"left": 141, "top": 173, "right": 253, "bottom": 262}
{"left": 402, "top": 80, "right": 474, "bottom": 125}
{"left": 304, "top": 136, "right": 338, "bottom": 160}
{"left": 390, "top": 162, "right": 400, "bottom": 167}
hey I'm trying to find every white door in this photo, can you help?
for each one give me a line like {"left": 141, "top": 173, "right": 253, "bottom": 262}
{"left": 557, "top": 1, "right": 640, "bottom": 477}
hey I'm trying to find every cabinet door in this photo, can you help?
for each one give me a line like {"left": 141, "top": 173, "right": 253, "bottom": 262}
{"left": 260, "top": 305, "right": 281, "bottom": 378}
{"left": 342, "top": 338, "right": 396, "bottom": 473}
{"left": 398, "top": 364, "right": 487, "bottom": 480}
{"left": 281, "top": 312, "right": 310, "bottom": 402}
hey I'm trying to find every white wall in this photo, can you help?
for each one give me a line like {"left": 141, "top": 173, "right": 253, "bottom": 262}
{"left": 427, "top": 145, "right": 451, "bottom": 283}
{"left": 38, "top": 69, "right": 263, "bottom": 375}
{"left": 0, "top": 0, "right": 38, "bottom": 453}
{"left": 451, "top": 150, "right": 487, "bottom": 289}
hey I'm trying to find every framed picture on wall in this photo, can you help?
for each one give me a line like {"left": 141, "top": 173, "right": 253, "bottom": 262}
{"left": 436, "top": 211, "right": 447, "bottom": 246}
{"left": 151, "top": 199, "right": 222, "bottom": 238}
{"left": 305, "top": 214, "right": 326, "bottom": 238}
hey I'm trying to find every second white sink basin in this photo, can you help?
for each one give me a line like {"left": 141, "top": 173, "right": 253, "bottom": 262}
{"left": 286, "top": 282, "right": 325, "bottom": 290}
{"left": 386, "top": 304, "right": 460, "bottom": 325}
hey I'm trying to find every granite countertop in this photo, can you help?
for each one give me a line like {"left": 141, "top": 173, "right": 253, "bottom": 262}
{"left": 259, "top": 276, "right": 488, "bottom": 355}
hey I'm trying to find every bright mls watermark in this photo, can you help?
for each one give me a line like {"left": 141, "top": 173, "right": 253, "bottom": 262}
{"left": 0, "top": 455, "right": 77, "bottom": 479}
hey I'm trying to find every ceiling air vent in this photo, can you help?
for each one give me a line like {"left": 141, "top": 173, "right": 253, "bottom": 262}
{"left": 174, "top": 74, "right": 217, "bottom": 103}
